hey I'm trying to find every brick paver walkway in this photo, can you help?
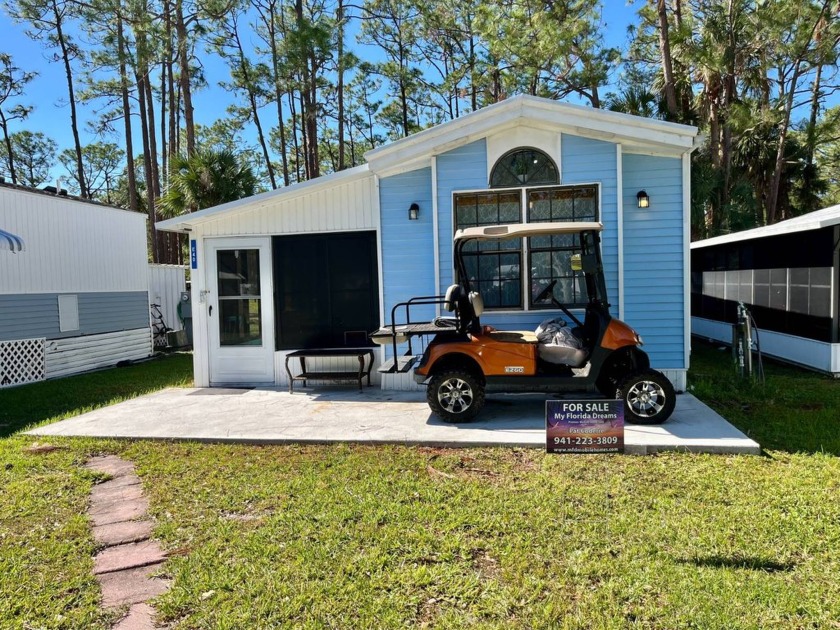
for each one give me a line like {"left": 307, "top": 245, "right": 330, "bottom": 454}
{"left": 86, "top": 456, "right": 170, "bottom": 630}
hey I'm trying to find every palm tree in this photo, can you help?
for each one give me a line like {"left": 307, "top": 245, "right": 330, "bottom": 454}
{"left": 158, "top": 148, "right": 258, "bottom": 217}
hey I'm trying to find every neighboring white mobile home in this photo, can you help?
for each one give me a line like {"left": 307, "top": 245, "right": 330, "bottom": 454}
{"left": 692, "top": 204, "right": 840, "bottom": 375}
{"left": 158, "top": 95, "right": 699, "bottom": 391}
{"left": 0, "top": 183, "right": 152, "bottom": 386}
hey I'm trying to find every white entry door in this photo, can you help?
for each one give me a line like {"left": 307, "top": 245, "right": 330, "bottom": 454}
{"left": 206, "top": 238, "right": 275, "bottom": 385}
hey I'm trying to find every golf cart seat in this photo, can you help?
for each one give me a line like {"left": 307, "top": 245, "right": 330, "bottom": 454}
{"left": 538, "top": 344, "right": 588, "bottom": 367}
{"left": 535, "top": 318, "right": 589, "bottom": 367}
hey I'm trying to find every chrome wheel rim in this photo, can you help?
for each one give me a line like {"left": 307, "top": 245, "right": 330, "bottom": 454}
{"left": 626, "top": 380, "right": 666, "bottom": 418}
{"left": 437, "top": 377, "right": 474, "bottom": 414}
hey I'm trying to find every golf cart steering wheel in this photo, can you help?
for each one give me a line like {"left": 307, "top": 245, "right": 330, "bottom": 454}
{"left": 533, "top": 279, "right": 584, "bottom": 328}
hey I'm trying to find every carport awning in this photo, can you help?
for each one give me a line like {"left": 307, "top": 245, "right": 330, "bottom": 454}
{"left": 0, "top": 228, "right": 24, "bottom": 253}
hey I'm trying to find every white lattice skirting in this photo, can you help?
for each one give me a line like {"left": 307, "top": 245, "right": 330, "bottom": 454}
{"left": 0, "top": 338, "right": 46, "bottom": 388}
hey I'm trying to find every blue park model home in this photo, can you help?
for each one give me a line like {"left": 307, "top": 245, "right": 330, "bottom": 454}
{"left": 158, "top": 95, "right": 699, "bottom": 392}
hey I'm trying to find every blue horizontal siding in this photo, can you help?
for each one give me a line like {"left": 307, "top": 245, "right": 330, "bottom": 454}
{"left": 379, "top": 168, "right": 436, "bottom": 354}
{"left": 622, "top": 153, "right": 686, "bottom": 369}
{"left": 0, "top": 292, "right": 150, "bottom": 342}
{"left": 436, "top": 140, "right": 489, "bottom": 292}
{"left": 561, "top": 135, "right": 619, "bottom": 309}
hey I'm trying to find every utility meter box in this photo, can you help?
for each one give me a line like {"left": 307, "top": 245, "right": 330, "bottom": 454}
{"left": 179, "top": 290, "right": 193, "bottom": 345}
{"left": 180, "top": 291, "right": 192, "bottom": 317}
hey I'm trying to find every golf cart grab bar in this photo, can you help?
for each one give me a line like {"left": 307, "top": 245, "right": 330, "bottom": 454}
{"left": 386, "top": 294, "right": 450, "bottom": 360}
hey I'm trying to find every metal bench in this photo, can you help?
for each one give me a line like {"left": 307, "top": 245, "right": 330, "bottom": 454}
{"left": 284, "top": 347, "right": 375, "bottom": 393}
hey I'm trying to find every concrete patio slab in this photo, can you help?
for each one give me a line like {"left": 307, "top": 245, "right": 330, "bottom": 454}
{"left": 29, "top": 387, "right": 760, "bottom": 455}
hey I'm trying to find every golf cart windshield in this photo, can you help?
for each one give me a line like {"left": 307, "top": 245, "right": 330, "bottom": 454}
{"left": 453, "top": 222, "right": 608, "bottom": 307}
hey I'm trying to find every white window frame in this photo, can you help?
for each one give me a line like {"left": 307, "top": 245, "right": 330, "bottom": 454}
{"left": 451, "top": 181, "right": 601, "bottom": 313}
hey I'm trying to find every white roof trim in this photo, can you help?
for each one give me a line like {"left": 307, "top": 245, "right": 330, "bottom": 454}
{"left": 691, "top": 204, "right": 840, "bottom": 249}
{"left": 156, "top": 164, "right": 371, "bottom": 232}
{"left": 365, "top": 95, "right": 698, "bottom": 173}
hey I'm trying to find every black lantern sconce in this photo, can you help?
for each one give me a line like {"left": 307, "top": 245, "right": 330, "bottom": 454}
{"left": 408, "top": 202, "right": 420, "bottom": 220}
{"left": 636, "top": 190, "right": 650, "bottom": 209}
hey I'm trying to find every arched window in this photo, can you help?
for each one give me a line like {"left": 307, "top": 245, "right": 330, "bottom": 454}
{"left": 490, "top": 148, "right": 558, "bottom": 188}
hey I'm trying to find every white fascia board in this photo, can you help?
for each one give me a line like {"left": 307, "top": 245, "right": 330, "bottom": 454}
{"left": 523, "top": 95, "right": 697, "bottom": 143}
{"left": 366, "top": 106, "right": 524, "bottom": 173}
{"left": 156, "top": 164, "right": 372, "bottom": 233}
{"left": 365, "top": 95, "right": 699, "bottom": 174}
{"left": 691, "top": 203, "right": 840, "bottom": 249}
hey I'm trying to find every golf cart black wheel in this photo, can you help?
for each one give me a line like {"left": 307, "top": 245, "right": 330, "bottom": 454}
{"left": 427, "top": 369, "right": 486, "bottom": 423}
{"left": 616, "top": 369, "right": 675, "bottom": 425}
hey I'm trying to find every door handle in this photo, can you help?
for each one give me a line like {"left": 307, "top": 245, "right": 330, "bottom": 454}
{"left": 209, "top": 305, "right": 213, "bottom": 317}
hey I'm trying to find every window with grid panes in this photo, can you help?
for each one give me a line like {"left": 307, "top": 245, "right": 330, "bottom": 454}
{"left": 454, "top": 191, "right": 522, "bottom": 308}
{"left": 453, "top": 147, "right": 599, "bottom": 311}
{"left": 490, "top": 148, "right": 559, "bottom": 187}
{"left": 527, "top": 186, "right": 598, "bottom": 308}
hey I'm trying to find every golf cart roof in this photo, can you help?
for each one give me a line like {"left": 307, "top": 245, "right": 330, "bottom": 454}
{"left": 454, "top": 221, "right": 603, "bottom": 242}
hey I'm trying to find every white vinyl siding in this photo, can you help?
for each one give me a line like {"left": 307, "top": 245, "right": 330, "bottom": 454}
{"left": 199, "top": 175, "right": 378, "bottom": 237}
{"left": 0, "top": 187, "right": 147, "bottom": 294}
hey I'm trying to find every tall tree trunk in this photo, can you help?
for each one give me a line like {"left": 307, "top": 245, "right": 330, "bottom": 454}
{"left": 175, "top": 0, "right": 195, "bottom": 155}
{"left": 0, "top": 112, "right": 17, "bottom": 184}
{"left": 298, "top": 89, "right": 309, "bottom": 178}
{"left": 337, "top": 0, "right": 346, "bottom": 170}
{"left": 288, "top": 88, "right": 302, "bottom": 182}
{"left": 295, "top": 0, "right": 318, "bottom": 179}
{"left": 657, "top": 0, "right": 679, "bottom": 120}
{"left": 165, "top": 0, "right": 178, "bottom": 159}
{"left": 231, "top": 21, "right": 276, "bottom": 188}
{"left": 308, "top": 51, "right": 319, "bottom": 176}
{"left": 266, "top": 0, "right": 290, "bottom": 185}
{"left": 469, "top": 34, "right": 477, "bottom": 111}
{"left": 117, "top": 11, "right": 138, "bottom": 214}
{"left": 136, "top": 70, "right": 159, "bottom": 262}
{"left": 766, "top": 64, "right": 802, "bottom": 225}
{"left": 51, "top": 0, "right": 88, "bottom": 197}
{"left": 160, "top": 62, "right": 167, "bottom": 177}
{"left": 144, "top": 77, "right": 161, "bottom": 199}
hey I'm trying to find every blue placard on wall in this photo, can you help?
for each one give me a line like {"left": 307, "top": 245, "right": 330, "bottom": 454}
{"left": 190, "top": 240, "right": 197, "bottom": 269}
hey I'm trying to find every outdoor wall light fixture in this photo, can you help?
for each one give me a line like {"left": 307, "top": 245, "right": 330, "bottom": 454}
{"left": 408, "top": 202, "right": 420, "bottom": 220}
{"left": 637, "top": 190, "right": 650, "bottom": 208}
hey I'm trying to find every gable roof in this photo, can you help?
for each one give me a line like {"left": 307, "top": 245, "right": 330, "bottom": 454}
{"left": 365, "top": 94, "right": 699, "bottom": 176}
{"left": 691, "top": 204, "right": 840, "bottom": 250}
{"left": 158, "top": 95, "right": 699, "bottom": 232}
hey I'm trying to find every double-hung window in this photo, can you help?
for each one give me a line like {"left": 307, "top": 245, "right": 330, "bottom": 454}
{"left": 453, "top": 148, "right": 599, "bottom": 311}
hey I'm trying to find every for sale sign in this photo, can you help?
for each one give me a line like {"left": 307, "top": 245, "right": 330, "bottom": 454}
{"left": 546, "top": 399, "right": 624, "bottom": 454}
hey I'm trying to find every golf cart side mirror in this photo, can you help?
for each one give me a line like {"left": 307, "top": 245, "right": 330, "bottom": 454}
{"left": 570, "top": 254, "right": 582, "bottom": 272}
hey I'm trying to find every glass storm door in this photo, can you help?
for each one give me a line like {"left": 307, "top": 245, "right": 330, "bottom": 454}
{"left": 207, "top": 238, "right": 275, "bottom": 385}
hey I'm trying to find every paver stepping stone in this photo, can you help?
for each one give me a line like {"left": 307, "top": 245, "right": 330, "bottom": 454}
{"left": 98, "top": 563, "right": 170, "bottom": 607}
{"left": 89, "top": 496, "right": 150, "bottom": 527}
{"left": 85, "top": 455, "right": 171, "bottom": 628}
{"left": 94, "top": 540, "right": 167, "bottom": 575}
{"left": 111, "top": 603, "right": 157, "bottom": 630}
{"left": 91, "top": 482, "right": 145, "bottom": 504}
{"left": 86, "top": 455, "right": 136, "bottom": 477}
{"left": 93, "top": 520, "right": 154, "bottom": 547}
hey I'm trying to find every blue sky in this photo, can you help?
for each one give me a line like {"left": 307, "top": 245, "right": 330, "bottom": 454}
{"left": 0, "top": 1, "right": 642, "bottom": 180}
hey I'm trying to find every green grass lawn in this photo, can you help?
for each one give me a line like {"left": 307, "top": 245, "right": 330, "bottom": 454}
{"left": 1, "top": 347, "right": 839, "bottom": 628}
{"left": 689, "top": 340, "right": 840, "bottom": 455}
